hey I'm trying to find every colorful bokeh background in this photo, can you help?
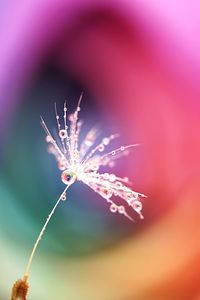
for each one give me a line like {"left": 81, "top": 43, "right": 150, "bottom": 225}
{"left": 1, "top": 1, "right": 200, "bottom": 299}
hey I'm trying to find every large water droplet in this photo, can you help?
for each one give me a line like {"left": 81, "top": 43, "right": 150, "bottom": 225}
{"left": 61, "top": 170, "right": 76, "bottom": 185}
{"left": 46, "top": 135, "right": 52, "bottom": 143}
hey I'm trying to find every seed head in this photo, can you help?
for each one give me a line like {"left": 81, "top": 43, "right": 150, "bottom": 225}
{"left": 41, "top": 95, "right": 146, "bottom": 221}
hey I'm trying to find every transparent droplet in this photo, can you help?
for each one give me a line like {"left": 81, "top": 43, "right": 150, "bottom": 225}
{"left": 120, "top": 146, "right": 125, "bottom": 151}
{"left": 102, "top": 138, "right": 109, "bottom": 145}
{"left": 103, "top": 173, "right": 110, "bottom": 180}
{"left": 109, "top": 174, "right": 116, "bottom": 182}
{"left": 85, "top": 139, "right": 93, "bottom": 146}
{"left": 111, "top": 151, "right": 116, "bottom": 156}
{"left": 124, "top": 177, "right": 128, "bottom": 183}
{"left": 59, "top": 129, "right": 67, "bottom": 139}
{"left": 110, "top": 204, "right": 117, "bottom": 213}
{"left": 126, "top": 193, "right": 133, "bottom": 202}
{"left": 46, "top": 135, "right": 52, "bottom": 143}
{"left": 133, "top": 200, "right": 142, "bottom": 212}
{"left": 118, "top": 206, "right": 125, "bottom": 214}
{"left": 115, "top": 181, "right": 123, "bottom": 190}
{"left": 61, "top": 170, "right": 76, "bottom": 185}
{"left": 100, "top": 188, "right": 113, "bottom": 199}
{"left": 98, "top": 144, "right": 105, "bottom": 152}
{"left": 61, "top": 192, "right": 66, "bottom": 201}
{"left": 58, "top": 159, "right": 67, "bottom": 171}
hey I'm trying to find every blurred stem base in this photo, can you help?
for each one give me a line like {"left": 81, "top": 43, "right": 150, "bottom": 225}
{"left": 11, "top": 278, "right": 29, "bottom": 300}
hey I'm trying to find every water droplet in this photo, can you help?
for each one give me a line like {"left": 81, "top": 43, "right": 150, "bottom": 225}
{"left": 46, "top": 135, "right": 52, "bottom": 143}
{"left": 100, "top": 188, "right": 113, "bottom": 199}
{"left": 59, "top": 129, "right": 67, "bottom": 139}
{"left": 64, "top": 107, "right": 67, "bottom": 112}
{"left": 61, "top": 170, "right": 76, "bottom": 185}
{"left": 126, "top": 193, "right": 133, "bottom": 202}
{"left": 124, "top": 177, "right": 128, "bottom": 183}
{"left": 85, "top": 139, "right": 93, "bottom": 146}
{"left": 58, "top": 159, "right": 67, "bottom": 171}
{"left": 118, "top": 206, "right": 125, "bottom": 214}
{"left": 133, "top": 200, "right": 142, "bottom": 212}
{"left": 103, "top": 173, "right": 110, "bottom": 180}
{"left": 61, "top": 193, "right": 66, "bottom": 201}
{"left": 111, "top": 151, "right": 116, "bottom": 156}
{"left": 102, "top": 138, "right": 109, "bottom": 145}
{"left": 109, "top": 174, "right": 116, "bottom": 182}
{"left": 115, "top": 181, "right": 122, "bottom": 189}
{"left": 110, "top": 204, "right": 117, "bottom": 213}
{"left": 120, "top": 146, "right": 125, "bottom": 151}
{"left": 98, "top": 144, "right": 105, "bottom": 152}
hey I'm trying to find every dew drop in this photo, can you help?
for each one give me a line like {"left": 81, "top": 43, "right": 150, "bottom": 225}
{"left": 103, "top": 173, "right": 110, "bottom": 180}
{"left": 111, "top": 151, "right": 116, "bottom": 156}
{"left": 133, "top": 200, "right": 142, "bottom": 212}
{"left": 98, "top": 144, "right": 105, "bottom": 152}
{"left": 100, "top": 188, "right": 113, "bottom": 199}
{"left": 120, "top": 146, "right": 125, "bottom": 151}
{"left": 46, "top": 135, "right": 52, "bottom": 143}
{"left": 61, "top": 192, "right": 66, "bottom": 201}
{"left": 109, "top": 174, "right": 116, "bottom": 182}
{"left": 59, "top": 129, "right": 67, "bottom": 139}
{"left": 61, "top": 170, "right": 76, "bottom": 185}
{"left": 110, "top": 204, "right": 117, "bottom": 213}
{"left": 115, "top": 181, "right": 123, "bottom": 190}
{"left": 118, "top": 206, "right": 125, "bottom": 214}
{"left": 124, "top": 177, "right": 128, "bottom": 183}
{"left": 126, "top": 193, "right": 133, "bottom": 202}
{"left": 102, "top": 138, "right": 109, "bottom": 145}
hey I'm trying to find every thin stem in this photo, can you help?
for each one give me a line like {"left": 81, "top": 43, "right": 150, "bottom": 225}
{"left": 23, "top": 184, "right": 70, "bottom": 282}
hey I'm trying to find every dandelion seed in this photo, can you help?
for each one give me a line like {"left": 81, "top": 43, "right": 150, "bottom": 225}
{"left": 41, "top": 95, "right": 146, "bottom": 223}
{"left": 13, "top": 95, "right": 146, "bottom": 298}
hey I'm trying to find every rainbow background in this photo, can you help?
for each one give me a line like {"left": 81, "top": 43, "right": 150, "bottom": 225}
{"left": 1, "top": 1, "right": 200, "bottom": 299}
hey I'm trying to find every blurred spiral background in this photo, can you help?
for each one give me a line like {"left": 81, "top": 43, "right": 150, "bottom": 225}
{"left": 1, "top": 1, "right": 200, "bottom": 300}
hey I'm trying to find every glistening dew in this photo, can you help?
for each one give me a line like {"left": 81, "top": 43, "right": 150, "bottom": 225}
{"left": 41, "top": 95, "right": 146, "bottom": 221}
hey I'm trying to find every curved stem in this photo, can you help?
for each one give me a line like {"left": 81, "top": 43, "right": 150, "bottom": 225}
{"left": 23, "top": 185, "right": 70, "bottom": 282}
